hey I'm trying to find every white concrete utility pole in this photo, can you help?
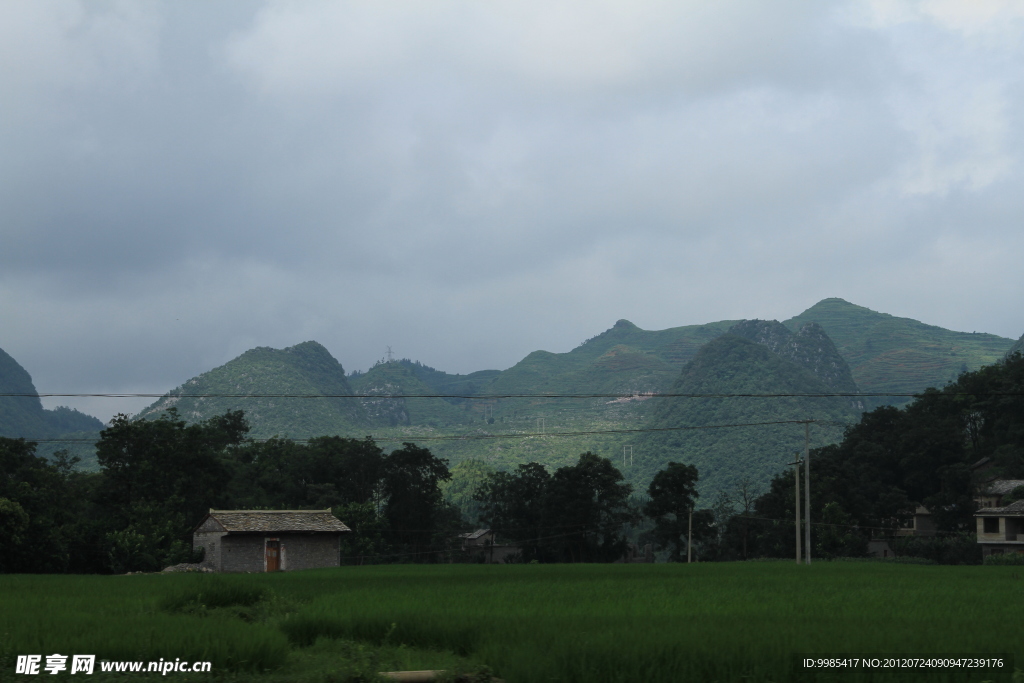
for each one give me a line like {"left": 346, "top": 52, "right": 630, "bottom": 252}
{"left": 687, "top": 508, "right": 693, "bottom": 563}
{"left": 790, "top": 453, "right": 802, "bottom": 564}
{"left": 804, "top": 421, "right": 811, "bottom": 565}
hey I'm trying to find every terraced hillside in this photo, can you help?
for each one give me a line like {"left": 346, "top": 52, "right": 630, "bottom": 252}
{"left": 784, "top": 298, "right": 1014, "bottom": 403}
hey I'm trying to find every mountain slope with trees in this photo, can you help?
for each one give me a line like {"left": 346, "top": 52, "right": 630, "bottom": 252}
{"left": 349, "top": 360, "right": 471, "bottom": 427}
{"left": 3, "top": 298, "right": 1016, "bottom": 495}
{"left": 725, "top": 350, "right": 1024, "bottom": 563}
{"left": 784, "top": 298, "right": 1012, "bottom": 403}
{"left": 0, "top": 347, "right": 103, "bottom": 439}
{"left": 136, "top": 341, "right": 368, "bottom": 439}
{"left": 634, "top": 334, "right": 860, "bottom": 496}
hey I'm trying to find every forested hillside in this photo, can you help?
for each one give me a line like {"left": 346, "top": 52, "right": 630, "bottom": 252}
{"left": 0, "top": 346, "right": 104, "bottom": 467}
{"left": 136, "top": 341, "right": 368, "bottom": 439}
{"left": 349, "top": 360, "right": 469, "bottom": 427}
{"left": 784, "top": 298, "right": 1012, "bottom": 403}
{"left": 3, "top": 299, "right": 1017, "bottom": 496}
{"left": 1007, "top": 333, "right": 1024, "bottom": 358}
{"left": 635, "top": 333, "right": 859, "bottom": 496}
{"left": 0, "top": 347, "right": 102, "bottom": 439}
{"left": 724, "top": 350, "right": 1024, "bottom": 563}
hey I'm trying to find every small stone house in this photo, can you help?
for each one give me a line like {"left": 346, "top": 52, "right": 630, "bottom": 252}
{"left": 457, "top": 529, "right": 519, "bottom": 564}
{"left": 192, "top": 509, "right": 350, "bottom": 572}
{"left": 975, "top": 500, "right": 1024, "bottom": 558}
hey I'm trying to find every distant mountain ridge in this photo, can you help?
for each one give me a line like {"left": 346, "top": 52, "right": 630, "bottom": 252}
{"left": 137, "top": 341, "right": 368, "bottom": 439}
{"left": 784, "top": 298, "right": 1011, "bottom": 399}
{"left": 0, "top": 347, "right": 103, "bottom": 439}
{"left": 113, "top": 299, "right": 1022, "bottom": 489}
{"left": 1, "top": 298, "right": 1018, "bottom": 490}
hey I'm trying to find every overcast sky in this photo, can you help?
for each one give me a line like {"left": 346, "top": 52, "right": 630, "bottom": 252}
{"left": 2, "top": 0, "right": 1023, "bottom": 422}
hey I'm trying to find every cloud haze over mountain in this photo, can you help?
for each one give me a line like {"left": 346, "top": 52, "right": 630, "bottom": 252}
{"left": 2, "top": 1, "right": 1023, "bottom": 421}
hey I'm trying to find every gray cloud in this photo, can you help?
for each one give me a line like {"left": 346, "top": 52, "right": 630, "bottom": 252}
{"left": 2, "top": 0, "right": 1023, "bottom": 422}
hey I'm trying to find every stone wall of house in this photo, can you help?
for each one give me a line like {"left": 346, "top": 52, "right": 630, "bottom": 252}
{"left": 192, "top": 532, "right": 343, "bottom": 572}
{"left": 193, "top": 531, "right": 226, "bottom": 570}
{"left": 221, "top": 535, "right": 266, "bottom": 573}
{"left": 281, "top": 534, "right": 340, "bottom": 571}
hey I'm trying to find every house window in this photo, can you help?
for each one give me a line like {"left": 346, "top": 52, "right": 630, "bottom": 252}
{"left": 984, "top": 517, "right": 999, "bottom": 534}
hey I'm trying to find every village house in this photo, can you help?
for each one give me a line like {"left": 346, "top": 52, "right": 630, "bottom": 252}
{"left": 975, "top": 479, "right": 1024, "bottom": 509}
{"left": 868, "top": 506, "right": 936, "bottom": 558}
{"left": 192, "top": 509, "right": 350, "bottom": 572}
{"left": 974, "top": 501, "right": 1024, "bottom": 558}
{"left": 458, "top": 529, "right": 520, "bottom": 564}
{"left": 870, "top": 479, "right": 1024, "bottom": 558}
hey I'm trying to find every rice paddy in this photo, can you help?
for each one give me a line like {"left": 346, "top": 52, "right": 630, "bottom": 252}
{"left": 1, "top": 561, "right": 1021, "bottom": 682}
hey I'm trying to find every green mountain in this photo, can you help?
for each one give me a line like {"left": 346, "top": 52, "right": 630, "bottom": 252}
{"left": 349, "top": 361, "right": 471, "bottom": 427}
{"left": 0, "top": 346, "right": 104, "bottom": 438}
{"left": 784, "top": 298, "right": 1013, "bottom": 402}
{"left": 1007, "top": 334, "right": 1024, "bottom": 358}
{"left": 395, "top": 360, "right": 500, "bottom": 398}
{"left": 488, "top": 318, "right": 736, "bottom": 397}
{"left": 634, "top": 334, "right": 859, "bottom": 496}
{"left": 128, "top": 299, "right": 1018, "bottom": 497}
{"left": 0, "top": 346, "right": 53, "bottom": 438}
{"left": 137, "top": 341, "right": 367, "bottom": 439}
{"left": 0, "top": 346, "right": 105, "bottom": 468}
{"left": 729, "top": 320, "right": 859, "bottom": 393}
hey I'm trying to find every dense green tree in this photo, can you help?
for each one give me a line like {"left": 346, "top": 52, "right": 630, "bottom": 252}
{"left": 442, "top": 459, "right": 494, "bottom": 527}
{"left": 643, "top": 462, "right": 700, "bottom": 561}
{"left": 544, "top": 452, "right": 636, "bottom": 563}
{"left": 0, "top": 439, "right": 99, "bottom": 572}
{"left": 334, "top": 501, "right": 390, "bottom": 565}
{"left": 94, "top": 409, "right": 247, "bottom": 571}
{"left": 735, "top": 353, "right": 1024, "bottom": 561}
{"left": 382, "top": 443, "right": 454, "bottom": 557}
{"left": 474, "top": 462, "right": 551, "bottom": 561}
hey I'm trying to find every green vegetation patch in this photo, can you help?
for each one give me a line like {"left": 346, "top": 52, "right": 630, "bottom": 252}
{"left": 4, "top": 564, "right": 1024, "bottom": 681}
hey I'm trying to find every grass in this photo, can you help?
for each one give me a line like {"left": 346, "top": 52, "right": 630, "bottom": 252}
{"left": 2, "top": 562, "right": 1022, "bottom": 682}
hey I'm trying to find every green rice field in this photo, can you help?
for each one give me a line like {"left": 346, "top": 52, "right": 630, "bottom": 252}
{"left": 1, "top": 561, "right": 1022, "bottom": 682}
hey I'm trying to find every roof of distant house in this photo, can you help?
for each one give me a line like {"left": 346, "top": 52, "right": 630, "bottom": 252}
{"left": 459, "top": 529, "right": 492, "bottom": 540}
{"left": 197, "top": 509, "right": 351, "bottom": 533}
{"left": 975, "top": 500, "right": 1024, "bottom": 517}
{"left": 982, "top": 480, "right": 1024, "bottom": 496}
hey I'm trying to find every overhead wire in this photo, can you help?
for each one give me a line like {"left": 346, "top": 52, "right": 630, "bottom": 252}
{"left": 15, "top": 418, "right": 858, "bottom": 445}
{"left": 3, "top": 391, "right": 1021, "bottom": 398}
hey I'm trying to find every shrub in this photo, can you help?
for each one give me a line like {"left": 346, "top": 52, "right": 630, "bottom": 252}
{"left": 983, "top": 552, "right": 1024, "bottom": 565}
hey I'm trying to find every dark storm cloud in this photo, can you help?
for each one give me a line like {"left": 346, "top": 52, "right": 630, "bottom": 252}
{"left": 1, "top": 0, "right": 1022, "bottom": 421}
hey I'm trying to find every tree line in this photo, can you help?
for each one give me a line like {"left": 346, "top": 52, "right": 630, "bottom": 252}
{"left": 692, "top": 351, "right": 1024, "bottom": 564}
{"left": 0, "top": 409, "right": 464, "bottom": 573}
{"left": 0, "top": 406, "right": 711, "bottom": 573}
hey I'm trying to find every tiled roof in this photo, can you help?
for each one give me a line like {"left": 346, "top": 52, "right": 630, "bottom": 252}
{"left": 975, "top": 500, "right": 1024, "bottom": 516}
{"left": 983, "top": 480, "right": 1024, "bottom": 496}
{"left": 459, "top": 529, "right": 491, "bottom": 540}
{"left": 205, "top": 509, "right": 351, "bottom": 533}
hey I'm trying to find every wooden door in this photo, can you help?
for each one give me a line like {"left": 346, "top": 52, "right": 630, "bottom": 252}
{"left": 265, "top": 540, "right": 280, "bottom": 572}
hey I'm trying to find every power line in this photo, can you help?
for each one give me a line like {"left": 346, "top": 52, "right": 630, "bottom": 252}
{"left": 13, "top": 418, "right": 856, "bottom": 445}
{"left": 4, "top": 389, "right": 1019, "bottom": 401}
